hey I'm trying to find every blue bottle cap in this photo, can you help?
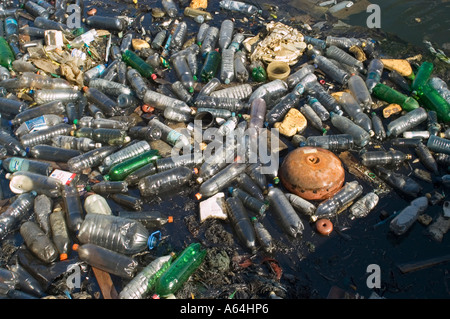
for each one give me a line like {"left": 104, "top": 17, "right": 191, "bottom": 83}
{"left": 7, "top": 120, "right": 12, "bottom": 126}
{"left": 63, "top": 117, "right": 69, "bottom": 123}
{"left": 148, "top": 230, "right": 161, "bottom": 250}
{"left": 267, "top": 183, "right": 273, "bottom": 188}
{"left": 299, "top": 142, "right": 306, "bottom": 147}
{"left": 228, "top": 187, "right": 234, "bottom": 195}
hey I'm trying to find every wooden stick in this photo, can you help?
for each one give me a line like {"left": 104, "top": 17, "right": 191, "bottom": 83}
{"left": 92, "top": 267, "right": 119, "bottom": 299}
{"left": 396, "top": 254, "right": 450, "bottom": 274}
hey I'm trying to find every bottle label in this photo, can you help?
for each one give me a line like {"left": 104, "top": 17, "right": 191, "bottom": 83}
{"left": 5, "top": 17, "right": 17, "bottom": 26}
{"left": 8, "top": 157, "right": 24, "bottom": 172}
{"left": 50, "top": 169, "right": 77, "bottom": 185}
{"left": 166, "top": 130, "right": 183, "bottom": 145}
{"left": 25, "top": 116, "right": 47, "bottom": 133}
{"left": 81, "top": 30, "right": 96, "bottom": 45}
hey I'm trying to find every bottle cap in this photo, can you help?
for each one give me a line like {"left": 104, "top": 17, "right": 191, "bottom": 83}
{"left": 73, "top": 119, "right": 78, "bottom": 125}
{"left": 168, "top": 216, "right": 174, "bottom": 223}
{"left": 194, "top": 192, "right": 202, "bottom": 200}
{"left": 228, "top": 187, "right": 234, "bottom": 195}
{"left": 82, "top": 86, "right": 89, "bottom": 92}
{"left": 63, "top": 117, "right": 69, "bottom": 123}
{"left": 85, "top": 185, "right": 91, "bottom": 191}
{"left": 152, "top": 294, "right": 160, "bottom": 299}
{"left": 60, "top": 253, "right": 68, "bottom": 261}
{"left": 151, "top": 74, "right": 157, "bottom": 80}
{"left": 189, "top": 87, "right": 194, "bottom": 93}
{"left": 7, "top": 120, "right": 12, "bottom": 126}
{"left": 192, "top": 167, "right": 199, "bottom": 174}
{"left": 147, "top": 230, "right": 161, "bottom": 250}
{"left": 72, "top": 244, "right": 79, "bottom": 251}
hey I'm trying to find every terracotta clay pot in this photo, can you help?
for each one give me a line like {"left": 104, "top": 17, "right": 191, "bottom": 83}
{"left": 279, "top": 146, "right": 345, "bottom": 201}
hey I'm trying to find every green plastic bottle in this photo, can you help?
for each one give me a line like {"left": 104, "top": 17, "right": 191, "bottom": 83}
{"left": 199, "top": 50, "right": 221, "bottom": 83}
{"left": 417, "top": 85, "right": 450, "bottom": 123}
{"left": 104, "top": 149, "right": 160, "bottom": 181}
{"left": 251, "top": 65, "right": 267, "bottom": 82}
{"left": 411, "top": 61, "right": 433, "bottom": 94}
{"left": 372, "top": 83, "right": 420, "bottom": 112}
{"left": 154, "top": 243, "right": 206, "bottom": 297}
{"left": 122, "top": 49, "right": 157, "bottom": 80}
{"left": 0, "top": 37, "right": 15, "bottom": 70}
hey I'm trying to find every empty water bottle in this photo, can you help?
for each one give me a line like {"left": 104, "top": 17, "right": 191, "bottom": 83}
{"left": 338, "top": 92, "right": 373, "bottom": 135}
{"left": 220, "top": 48, "right": 235, "bottom": 84}
{"left": 200, "top": 26, "right": 219, "bottom": 57}
{"left": 86, "top": 181, "right": 128, "bottom": 194}
{"left": 325, "top": 45, "right": 364, "bottom": 73}
{"left": 225, "top": 196, "right": 256, "bottom": 251}
{"left": 326, "top": 36, "right": 361, "bottom": 50}
{"left": 2, "top": 157, "right": 52, "bottom": 176}
{"left": 49, "top": 204, "right": 71, "bottom": 260}
{"left": 162, "top": 0, "right": 178, "bottom": 17}
{"left": 311, "top": 181, "right": 363, "bottom": 221}
{"left": 361, "top": 150, "right": 412, "bottom": 167}
{"left": 371, "top": 112, "right": 386, "bottom": 140}
{"left": 429, "top": 77, "right": 450, "bottom": 105}
{"left": 34, "top": 194, "right": 52, "bottom": 235}
{"left": 138, "top": 166, "right": 195, "bottom": 197}
{"left": 200, "top": 50, "right": 221, "bottom": 83}
{"left": 219, "top": 0, "right": 261, "bottom": 15}
{"left": 267, "top": 185, "right": 304, "bottom": 238}
{"left": 304, "top": 134, "right": 354, "bottom": 152}
{"left": 306, "top": 81, "right": 342, "bottom": 114}
{"left": 0, "top": 191, "right": 36, "bottom": 240}
{"left": 20, "top": 123, "right": 75, "bottom": 149}
{"left": 266, "top": 84, "right": 304, "bottom": 125}
{"left": 390, "top": 196, "right": 428, "bottom": 236}
{"left": 285, "top": 193, "right": 316, "bottom": 217}
{"left": 365, "top": 59, "right": 383, "bottom": 92}
{"left": 6, "top": 171, "right": 61, "bottom": 197}
{"left": 314, "top": 55, "right": 349, "bottom": 85}
{"left": 348, "top": 192, "right": 379, "bottom": 219}
{"left": 117, "top": 210, "right": 173, "bottom": 229}
{"left": 386, "top": 107, "right": 428, "bottom": 137}
{"left": 104, "top": 149, "right": 160, "bottom": 181}
{"left": 415, "top": 142, "right": 439, "bottom": 175}
{"left": 100, "top": 140, "right": 151, "bottom": 173}
{"left": 67, "top": 145, "right": 118, "bottom": 173}
{"left": 307, "top": 96, "right": 330, "bottom": 121}
{"left": 84, "top": 194, "right": 112, "bottom": 215}
{"left": 147, "top": 117, "right": 191, "bottom": 149}
{"left": 249, "top": 79, "right": 288, "bottom": 108}
{"left": 52, "top": 135, "right": 101, "bottom": 152}
{"left": 330, "top": 112, "right": 371, "bottom": 147}
{"left": 29, "top": 145, "right": 82, "bottom": 162}
{"left": 20, "top": 221, "right": 58, "bottom": 263}
{"left": 348, "top": 74, "right": 373, "bottom": 111}
{"left": 375, "top": 166, "right": 422, "bottom": 198}
{"left": 233, "top": 50, "right": 249, "bottom": 83}
{"left": 427, "top": 135, "right": 450, "bottom": 155}
{"left": 251, "top": 217, "right": 274, "bottom": 253}
{"left": 229, "top": 187, "right": 268, "bottom": 216}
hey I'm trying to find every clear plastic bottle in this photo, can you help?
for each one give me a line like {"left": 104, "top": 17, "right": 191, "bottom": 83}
{"left": 60, "top": 184, "right": 84, "bottom": 234}
{"left": 77, "top": 213, "right": 150, "bottom": 255}
{"left": 325, "top": 45, "right": 364, "bottom": 72}
{"left": 218, "top": 19, "right": 234, "bottom": 51}
{"left": 126, "top": 68, "right": 147, "bottom": 100}
{"left": 245, "top": 163, "right": 267, "bottom": 193}
{"left": 348, "top": 74, "right": 373, "bottom": 111}
{"left": 74, "top": 116, "right": 129, "bottom": 130}
{"left": 33, "top": 194, "right": 52, "bottom": 235}
{"left": 375, "top": 166, "right": 422, "bottom": 198}
{"left": 195, "top": 96, "right": 245, "bottom": 113}
{"left": 172, "top": 81, "right": 193, "bottom": 105}
{"left": 304, "top": 36, "right": 327, "bottom": 50}
{"left": 147, "top": 117, "right": 191, "bottom": 149}
{"left": 429, "top": 76, "right": 450, "bottom": 105}
{"left": 19, "top": 123, "right": 75, "bottom": 149}
{"left": 143, "top": 88, "right": 190, "bottom": 113}
{"left": 83, "top": 86, "right": 119, "bottom": 117}
{"left": 415, "top": 142, "right": 439, "bottom": 175}
{"left": 104, "top": 149, "right": 160, "bottom": 181}
{"left": 249, "top": 79, "right": 289, "bottom": 108}
{"left": 217, "top": 115, "right": 239, "bottom": 136}
{"left": 306, "top": 81, "right": 343, "bottom": 115}
{"left": 338, "top": 92, "right": 373, "bottom": 135}
{"left": 219, "top": 0, "right": 261, "bottom": 15}
{"left": 169, "top": 21, "right": 188, "bottom": 53}
{"left": 0, "top": 130, "right": 26, "bottom": 157}
{"left": 23, "top": 1, "right": 50, "bottom": 19}
{"left": 427, "top": 110, "right": 441, "bottom": 136}
{"left": 266, "top": 84, "right": 305, "bottom": 125}
{"left": 313, "top": 55, "right": 349, "bottom": 85}
{"left": 225, "top": 196, "right": 256, "bottom": 251}
{"left": 386, "top": 107, "right": 428, "bottom": 137}
{"left": 371, "top": 112, "right": 386, "bottom": 140}
{"left": 164, "top": 103, "right": 194, "bottom": 123}
{"left": 197, "top": 141, "right": 236, "bottom": 183}
{"left": 365, "top": 59, "right": 383, "bottom": 92}
{"left": 6, "top": 170, "right": 61, "bottom": 197}
{"left": 20, "top": 221, "right": 58, "bottom": 263}
{"left": 100, "top": 140, "right": 151, "bottom": 172}
{"left": 219, "top": 48, "right": 235, "bottom": 84}
{"left": 325, "top": 36, "right": 361, "bottom": 50}
{"left": 88, "top": 78, "right": 132, "bottom": 98}
{"left": 198, "top": 77, "right": 221, "bottom": 97}
{"left": 304, "top": 134, "right": 354, "bottom": 152}
{"left": 0, "top": 191, "right": 36, "bottom": 240}
{"left": 312, "top": 180, "right": 364, "bottom": 221}
{"left": 233, "top": 50, "right": 249, "bottom": 83}
{"left": 285, "top": 193, "right": 316, "bottom": 217}
{"left": 427, "top": 135, "right": 450, "bottom": 155}
{"left": 49, "top": 204, "right": 71, "bottom": 261}
{"left": 85, "top": 15, "right": 126, "bottom": 32}
{"left": 349, "top": 192, "right": 379, "bottom": 220}
{"left": 286, "top": 64, "right": 316, "bottom": 90}
{"left": 2, "top": 157, "right": 52, "bottom": 176}
{"left": 119, "top": 254, "right": 173, "bottom": 299}
{"left": 87, "top": 181, "right": 128, "bottom": 194}
{"left": 152, "top": 29, "right": 167, "bottom": 50}
{"left": 200, "top": 26, "right": 219, "bottom": 56}
{"left": 299, "top": 104, "right": 326, "bottom": 134}
{"left": 162, "top": 0, "right": 178, "bottom": 17}
{"left": 196, "top": 23, "right": 210, "bottom": 45}
{"left": 388, "top": 70, "right": 411, "bottom": 93}
{"left": 361, "top": 150, "right": 412, "bottom": 167}
{"left": 330, "top": 112, "right": 371, "bottom": 147}
{"left": 251, "top": 217, "right": 274, "bottom": 253}
{"left": 248, "top": 98, "right": 266, "bottom": 131}
{"left": 67, "top": 145, "right": 118, "bottom": 173}
{"left": 75, "top": 243, "right": 138, "bottom": 279}
{"left": 229, "top": 32, "right": 245, "bottom": 52}
{"left": 84, "top": 194, "right": 112, "bottom": 215}
{"left": 196, "top": 162, "right": 246, "bottom": 199}
{"left": 138, "top": 166, "right": 195, "bottom": 197}
{"left": 111, "top": 193, "right": 143, "bottom": 211}
{"left": 389, "top": 196, "right": 428, "bottom": 236}
{"left": 307, "top": 95, "right": 330, "bottom": 121}
{"left": 117, "top": 210, "right": 173, "bottom": 229}
{"left": 267, "top": 185, "right": 304, "bottom": 238}
{"left": 229, "top": 187, "right": 268, "bottom": 216}
{"left": 52, "top": 135, "right": 101, "bottom": 152}
{"left": 75, "top": 127, "right": 130, "bottom": 146}
{"left": 210, "top": 84, "right": 252, "bottom": 102}
{"left": 29, "top": 145, "right": 82, "bottom": 162}
{"left": 0, "top": 97, "right": 28, "bottom": 119}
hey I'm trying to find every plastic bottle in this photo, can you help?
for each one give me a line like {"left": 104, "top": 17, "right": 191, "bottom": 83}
{"left": 427, "top": 135, "right": 450, "bottom": 155}
{"left": 74, "top": 117, "right": 128, "bottom": 131}
{"left": 49, "top": 204, "right": 71, "bottom": 261}
{"left": 200, "top": 26, "right": 219, "bottom": 56}
{"left": 138, "top": 166, "right": 195, "bottom": 197}
{"left": 306, "top": 81, "right": 342, "bottom": 115}
{"left": 248, "top": 98, "right": 267, "bottom": 131}
{"left": 386, "top": 107, "right": 428, "bottom": 137}
{"left": 417, "top": 84, "right": 450, "bottom": 123}
{"left": 219, "top": 0, "right": 261, "bottom": 15}
{"left": 284, "top": 193, "right": 316, "bottom": 217}
{"left": 84, "top": 193, "right": 112, "bottom": 215}
{"left": 250, "top": 217, "right": 274, "bottom": 253}
{"left": 31, "top": 89, "right": 82, "bottom": 106}
{"left": 60, "top": 184, "right": 84, "bottom": 234}
{"left": 229, "top": 187, "right": 268, "bottom": 216}
{"left": 200, "top": 50, "right": 221, "bottom": 83}
{"left": 427, "top": 110, "right": 441, "bottom": 136}
{"left": 100, "top": 140, "right": 151, "bottom": 173}
{"left": 196, "top": 23, "right": 210, "bottom": 45}
{"left": 311, "top": 181, "right": 363, "bottom": 221}
{"left": 371, "top": 112, "right": 386, "bottom": 140}
{"left": 172, "top": 81, "right": 193, "bottom": 105}
{"left": 122, "top": 49, "right": 156, "bottom": 80}
{"left": 348, "top": 192, "right": 379, "bottom": 220}
{"left": 195, "top": 96, "right": 245, "bottom": 113}
{"left": 325, "top": 45, "right": 364, "bottom": 73}
{"left": 330, "top": 112, "right": 371, "bottom": 147}
{"left": 429, "top": 77, "right": 450, "bottom": 105}
{"left": 33, "top": 194, "right": 52, "bottom": 235}
{"left": 218, "top": 19, "right": 234, "bottom": 51}
{"left": 365, "top": 59, "right": 383, "bottom": 92}
{"left": 411, "top": 61, "right": 433, "bottom": 94}
{"left": 0, "top": 130, "right": 26, "bottom": 157}
{"left": 155, "top": 242, "right": 206, "bottom": 297}
{"left": 304, "top": 134, "right": 354, "bottom": 152}
{"left": 249, "top": 79, "right": 289, "bottom": 108}
{"left": 0, "top": 191, "right": 36, "bottom": 240}
{"left": 286, "top": 64, "right": 316, "bottom": 90}
{"left": 19, "top": 123, "right": 75, "bottom": 149}
{"left": 52, "top": 135, "right": 101, "bottom": 152}
{"left": 196, "top": 162, "right": 246, "bottom": 199}
{"left": 216, "top": 115, "right": 239, "bottom": 136}
{"left": 78, "top": 213, "right": 150, "bottom": 255}
{"left": 371, "top": 83, "right": 419, "bottom": 112}
{"left": 104, "top": 149, "right": 160, "bottom": 181}
{"left": 110, "top": 193, "right": 143, "bottom": 211}
{"left": 86, "top": 181, "right": 128, "bottom": 194}
{"left": 415, "top": 142, "right": 439, "bottom": 175}
{"left": 348, "top": 74, "right": 373, "bottom": 111}
{"left": 361, "top": 150, "right": 412, "bottom": 167}
{"left": 117, "top": 210, "right": 173, "bottom": 229}
{"left": 66, "top": 28, "right": 97, "bottom": 49}
{"left": 220, "top": 48, "right": 235, "bottom": 84}
{"left": 225, "top": 196, "right": 256, "bottom": 251}
{"left": 313, "top": 55, "right": 349, "bottom": 85}
{"left": 29, "top": 145, "right": 82, "bottom": 162}
{"left": 119, "top": 254, "right": 173, "bottom": 299}
{"left": 24, "top": 1, "right": 50, "bottom": 19}
{"left": 20, "top": 221, "right": 58, "bottom": 263}
{"left": 375, "top": 166, "right": 422, "bottom": 198}
{"left": 0, "top": 37, "right": 15, "bottom": 70}
{"left": 172, "top": 55, "right": 196, "bottom": 93}
{"left": 325, "top": 36, "right": 361, "bottom": 50}
{"left": 155, "top": 153, "right": 200, "bottom": 173}
{"left": 88, "top": 78, "right": 132, "bottom": 98}
{"left": 266, "top": 84, "right": 305, "bottom": 125}
{"left": 147, "top": 117, "right": 191, "bottom": 149}
{"left": 338, "top": 92, "right": 373, "bottom": 135}
{"left": 6, "top": 170, "right": 62, "bottom": 197}
{"left": 307, "top": 96, "right": 330, "bottom": 121}
{"left": 128, "top": 126, "right": 162, "bottom": 143}
{"left": 85, "top": 15, "right": 126, "bottom": 32}
{"left": 0, "top": 97, "right": 28, "bottom": 119}
{"left": 233, "top": 50, "right": 249, "bottom": 83}
{"left": 3, "top": 263, "right": 45, "bottom": 298}
{"left": 2, "top": 157, "right": 52, "bottom": 176}
{"left": 250, "top": 61, "right": 267, "bottom": 83}
{"left": 267, "top": 185, "right": 304, "bottom": 238}
{"left": 75, "top": 243, "right": 138, "bottom": 279}
{"left": 389, "top": 196, "right": 428, "bottom": 236}
{"left": 162, "top": 0, "right": 178, "bottom": 17}
{"left": 67, "top": 145, "right": 118, "bottom": 173}
{"left": 83, "top": 86, "right": 119, "bottom": 117}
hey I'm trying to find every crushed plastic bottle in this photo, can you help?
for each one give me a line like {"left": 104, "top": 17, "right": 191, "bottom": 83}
{"left": 0, "top": 191, "right": 36, "bottom": 240}
{"left": 390, "top": 196, "right": 429, "bottom": 236}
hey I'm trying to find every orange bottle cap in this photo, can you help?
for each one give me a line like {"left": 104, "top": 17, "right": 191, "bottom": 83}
{"left": 193, "top": 167, "right": 199, "bottom": 174}
{"left": 168, "top": 216, "right": 174, "bottom": 223}
{"left": 72, "top": 244, "right": 79, "bottom": 251}
{"left": 151, "top": 74, "right": 157, "bottom": 80}
{"left": 195, "top": 193, "right": 202, "bottom": 200}
{"left": 82, "top": 86, "right": 89, "bottom": 92}
{"left": 60, "top": 253, "right": 68, "bottom": 261}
